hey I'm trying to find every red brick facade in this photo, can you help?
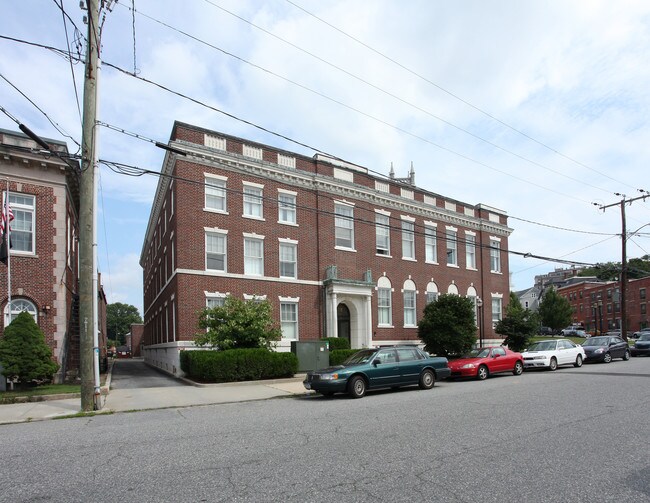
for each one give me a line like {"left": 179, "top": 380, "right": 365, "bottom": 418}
{"left": 0, "top": 129, "right": 107, "bottom": 382}
{"left": 558, "top": 276, "right": 649, "bottom": 334}
{"left": 140, "top": 122, "right": 512, "bottom": 375}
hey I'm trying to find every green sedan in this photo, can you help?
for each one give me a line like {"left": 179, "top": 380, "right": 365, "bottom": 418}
{"left": 303, "top": 346, "right": 451, "bottom": 398}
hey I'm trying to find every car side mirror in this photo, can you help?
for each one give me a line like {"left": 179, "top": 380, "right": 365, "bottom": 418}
{"left": 373, "top": 359, "right": 381, "bottom": 366}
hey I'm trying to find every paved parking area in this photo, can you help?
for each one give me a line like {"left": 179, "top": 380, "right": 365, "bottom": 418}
{"left": 109, "top": 358, "right": 187, "bottom": 389}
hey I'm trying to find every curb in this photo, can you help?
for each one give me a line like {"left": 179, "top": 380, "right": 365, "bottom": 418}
{"left": 180, "top": 373, "right": 307, "bottom": 388}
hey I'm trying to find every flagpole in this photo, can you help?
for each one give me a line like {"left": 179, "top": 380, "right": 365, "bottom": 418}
{"left": 5, "top": 178, "right": 10, "bottom": 324}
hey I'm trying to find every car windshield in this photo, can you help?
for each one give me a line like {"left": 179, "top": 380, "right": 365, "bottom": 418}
{"left": 343, "top": 349, "right": 377, "bottom": 365}
{"left": 583, "top": 337, "right": 608, "bottom": 346}
{"left": 466, "top": 348, "right": 491, "bottom": 358}
{"left": 527, "top": 341, "right": 557, "bottom": 351}
{"left": 638, "top": 334, "right": 650, "bottom": 341}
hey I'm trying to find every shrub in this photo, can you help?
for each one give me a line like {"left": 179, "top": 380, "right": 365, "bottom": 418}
{"left": 321, "top": 337, "right": 350, "bottom": 350}
{"left": 183, "top": 349, "right": 298, "bottom": 382}
{"left": 0, "top": 312, "right": 59, "bottom": 384}
{"left": 329, "top": 349, "right": 359, "bottom": 366}
{"left": 418, "top": 294, "right": 477, "bottom": 357}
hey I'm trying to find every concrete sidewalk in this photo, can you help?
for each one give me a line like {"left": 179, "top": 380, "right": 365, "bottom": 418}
{"left": 0, "top": 372, "right": 313, "bottom": 425}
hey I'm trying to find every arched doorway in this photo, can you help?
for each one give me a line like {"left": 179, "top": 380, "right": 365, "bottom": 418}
{"left": 337, "top": 303, "right": 351, "bottom": 345}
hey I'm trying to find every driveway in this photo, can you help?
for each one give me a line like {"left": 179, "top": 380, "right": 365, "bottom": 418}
{"left": 110, "top": 358, "right": 188, "bottom": 389}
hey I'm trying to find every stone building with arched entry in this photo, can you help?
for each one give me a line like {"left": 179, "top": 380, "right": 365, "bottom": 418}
{"left": 140, "top": 122, "right": 512, "bottom": 376}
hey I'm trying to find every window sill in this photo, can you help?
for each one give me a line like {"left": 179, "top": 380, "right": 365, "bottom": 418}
{"left": 446, "top": 263, "right": 460, "bottom": 268}
{"left": 466, "top": 267, "right": 478, "bottom": 271}
{"left": 490, "top": 270, "right": 503, "bottom": 275}
{"left": 403, "top": 325, "right": 418, "bottom": 329}
{"left": 425, "top": 260, "right": 439, "bottom": 265}
{"left": 242, "top": 215, "right": 265, "bottom": 221}
{"left": 335, "top": 246, "right": 357, "bottom": 252}
{"left": 377, "top": 324, "right": 394, "bottom": 329}
{"left": 278, "top": 221, "right": 298, "bottom": 227}
{"left": 204, "top": 208, "right": 229, "bottom": 215}
{"left": 376, "top": 252, "right": 392, "bottom": 258}
{"left": 401, "top": 257, "right": 417, "bottom": 262}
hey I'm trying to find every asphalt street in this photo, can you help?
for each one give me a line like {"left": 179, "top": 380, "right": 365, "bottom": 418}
{"left": 1, "top": 357, "right": 649, "bottom": 502}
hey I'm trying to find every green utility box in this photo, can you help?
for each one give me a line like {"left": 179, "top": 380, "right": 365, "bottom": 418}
{"left": 291, "top": 341, "right": 330, "bottom": 372}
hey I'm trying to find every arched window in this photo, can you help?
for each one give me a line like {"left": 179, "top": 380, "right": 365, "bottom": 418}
{"left": 447, "top": 283, "right": 459, "bottom": 295}
{"left": 4, "top": 298, "right": 38, "bottom": 326}
{"left": 426, "top": 281, "right": 439, "bottom": 304}
{"left": 467, "top": 286, "right": 478, "bottom": 322}
{"left": 377, "top": 276, "right": 392, "bottom": 326}
{"left": 402, "top": 279, "right": 417, "bottom": 327}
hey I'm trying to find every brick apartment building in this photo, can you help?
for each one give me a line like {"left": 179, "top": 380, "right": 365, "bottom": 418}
{"left": 140, "top": 122, "right": 513, "bottom": 376}
{"left": 0, "top": 129, "right": 107, "bottom": 383}
{"left": 558, "top": 276, "right": 649, "bottom": 334}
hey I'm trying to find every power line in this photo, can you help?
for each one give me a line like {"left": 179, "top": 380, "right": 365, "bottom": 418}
{"left": 55, "top": 0, "right": 83, "bottom": 123}
{"left": 283, "top": 0, "right": 641, "bottom": 193}
{"left": 132, "top": 3, "right": 618, "bottom": 198}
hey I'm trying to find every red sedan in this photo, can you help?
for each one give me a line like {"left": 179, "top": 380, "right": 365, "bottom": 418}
{"left": 448, "top": 346, "right": 524, "bottom": 380}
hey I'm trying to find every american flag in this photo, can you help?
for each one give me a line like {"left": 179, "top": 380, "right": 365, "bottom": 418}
{"left": 0, "top": 203, "right": 14, "bottom": 233}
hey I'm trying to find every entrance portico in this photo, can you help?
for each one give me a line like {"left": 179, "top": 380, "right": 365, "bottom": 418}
{"left": 324, "top": 276, "right": 373, "bottom": 349}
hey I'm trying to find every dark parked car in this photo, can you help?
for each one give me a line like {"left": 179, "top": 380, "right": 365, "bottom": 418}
{"left": 631, "top": 328, "right": 650, "bottom": 340}
{"left": 448, "top": 346, "right": 523, "bottom": 380}
{"left": 631, "top": 334, "right": 650, "bottom": 357}
{"left": 582, "top": 336, "right": 630, "bottom": 363}
{"left": 303, "top": 346, "right": 450, "bottom": 398}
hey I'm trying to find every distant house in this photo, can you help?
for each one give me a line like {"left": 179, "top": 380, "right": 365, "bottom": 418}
{"left": 514, "top": 285, "right": 542, "bottom": 311}
{"left": 0, "top": 129, "right": 107, "bottom": 382}
{"left": 139, "top": 122, "right": 513, "bottom": 376}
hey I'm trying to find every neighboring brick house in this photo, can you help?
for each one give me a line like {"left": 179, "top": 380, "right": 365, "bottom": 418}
{"left": 126, "top": 323, "right": 144, "bottom": 357}
{"left": 0, "top": 129, "right": 107, "bottom": 382}
{"left": 558, "top": 276, "right": 649, "bottom": 334}
{"left": 140, "top": 122, "right": 513, "bottom": 376}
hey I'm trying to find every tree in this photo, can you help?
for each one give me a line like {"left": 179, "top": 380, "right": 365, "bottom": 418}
{"left": 538, "top": 288, "right": 572, "bottom": 332}
{"left": 495, "top": 293, "right": 539, "bottom": 352}
{"left": 418, "top": 294, "right": 477, "bottom": 357}
{"left": 107, "top": 303, "right": 142, "bottom": 345}
{"left": 0, "top": 312, "right": 59, "bottom": 385}
{"left": 195, "top": 297, "right": 282, "bottom": 350}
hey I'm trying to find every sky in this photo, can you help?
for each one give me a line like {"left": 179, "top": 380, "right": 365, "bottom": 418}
{"left": 1, "top": 0, "right": 649, "bottom": 316}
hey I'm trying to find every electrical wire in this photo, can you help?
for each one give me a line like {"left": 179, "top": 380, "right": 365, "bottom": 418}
{"left": 129, "top": 3, "right": 618, "bottom": 198}
{"left": 55, "top": 0, "right": 83, "bottom": 123}
{"left": 283, "top": 0, "right": 642, "bottom": 194}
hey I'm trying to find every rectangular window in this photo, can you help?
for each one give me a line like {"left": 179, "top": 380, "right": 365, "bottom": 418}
{"left": 244, "top": 238, "right": 264, "bottom": 276}
{"left": 280, "top": 303, "right": 298, "bottom": 339}
{"left": 378, "top": 288, "right": 392, "bottom": 326}
{"left": 7, "top": 193, "right": 35, "bottom": 253}
{"left": 375, "top": 214, "right": 390, "bottom": 256}
{"left": 243, "top": 186, "right": 263, "bottom": 218}
{"left": 335, "top": 203, "right": 354, "bottom": 249}
{"left": 425, "top": 226, "right": 437, "bottom": 263}
{"left": 402, "top": 221, "right": 415, "bottom": 259}
{"left": 492, "top": 298, "right": 502, "bottom": 326}
{"left": 426, "top": 291, "right": 438, "bottom": 304}
{"left": 403, "top": 291, "right": 416, "bottom": 326}
{"left": 278, "top": 193, "right": 296, "bottom": 224}
{"left": 446, "top": 230, "right": 457, "bottom": 266}
{"left": 205, "top": 177, "right": 226, "bottom": 211}
{"left": 640, "top": 288, "right": 646, "bottom": 300}
{"left": 490, "top": 239, "right": 501, "bottom": 272}
{"left": 466, "top": 234, "right": 476, "bottom": 269}
{"left": 279, "top": 242, "right": 297, "bottom": 279}
{"left": 205, "top": 232, "right": 226, "bottom": 271}
{"left": 641, "top": 304, "right": 647, "bottom": 315}
{"left": 206, "top": 296, "right": 225, "bottom": 308}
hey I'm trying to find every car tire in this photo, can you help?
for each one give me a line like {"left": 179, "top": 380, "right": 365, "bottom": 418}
{"left": 603, "top": 353, "right": 612, "bottom": 363}
{"left": 549, "top": 357, "right": 558, "bottom": 371}
{"left": 513, "top": 361, "right": 523, "bottom": 376}
{"left": 348, "top": 376, "right": 366, "bottom": 398}
{"left": 574, "top": 355, "right": 583, "bottom": 368}
{"left": 623, "top": 349, "right": 630, "bottom": 361}
{"left": 477, "top": 365, "right": 489, "bottom": 380}
{"left": 419, "top": 369, "right": 435, "bottom": 389}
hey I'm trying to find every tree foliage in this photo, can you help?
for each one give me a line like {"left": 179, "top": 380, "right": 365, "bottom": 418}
{"left": 538, "top": 288, "right": 573, "bottom": 331}
{"left": 578, "top": 255, "right": 650, "bottom": 281}
{"left": 195, "top": 297, "right": 282, "bottom": 350}
{"left": 418, "top": 294, "right": 477, "bottom": 357}
{"left": 0, "top": 312, "right": 59, "bottom": 384}
{"left": 495, "top": 292, "right": 539, "bottom": 352}
{"left": 107, "top": 303, "right": 142, "bottom": 345}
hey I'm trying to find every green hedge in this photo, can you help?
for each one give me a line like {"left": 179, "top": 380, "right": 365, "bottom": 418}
{"left": 321, "top": 337, "right": 350, "bottom": 350}
{"left": 329, "top": 349, "right": 359, "bottom": 366}
{"left": 182, "top": 348, "right": 298, "bottom": 382}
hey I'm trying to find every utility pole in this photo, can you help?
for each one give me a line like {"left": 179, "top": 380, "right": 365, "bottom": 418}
{"left": 597, "top": 190, "right": 649, "bottom": 340}
{"left": 79, "top": 0, "right": 100, "bottom": 411}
